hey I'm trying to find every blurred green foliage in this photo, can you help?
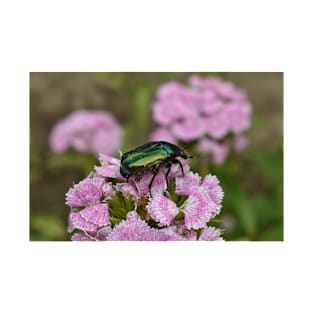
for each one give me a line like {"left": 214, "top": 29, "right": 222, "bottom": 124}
{"left": 30, "top": 72, "right": 283, "bottom": 241}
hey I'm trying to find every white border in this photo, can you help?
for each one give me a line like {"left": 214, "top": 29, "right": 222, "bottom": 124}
{"left": 2, "top": 0, "right": 313, "bottom": 312}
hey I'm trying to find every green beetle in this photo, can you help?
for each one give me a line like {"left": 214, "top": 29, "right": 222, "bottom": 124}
{"left": 120, "top": 141, "right": 191, "bottom": 192}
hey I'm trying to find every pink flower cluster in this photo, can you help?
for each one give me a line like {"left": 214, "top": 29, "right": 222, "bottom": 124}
{"left": 66, "top": 153, "right": 224, "bottom": 241}
{"left": 49, "top": 110, "right": 122, "bottom": 156}
{"left": 150, "top": 75, "right": 251, "bottom": 163}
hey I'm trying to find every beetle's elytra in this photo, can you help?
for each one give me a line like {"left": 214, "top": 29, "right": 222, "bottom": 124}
{"left": 120, "top": 141, "right": 192, "bottom": 192}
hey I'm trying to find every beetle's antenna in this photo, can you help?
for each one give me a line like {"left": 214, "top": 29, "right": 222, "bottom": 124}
{"left": 118, "top": 149, "right": 123, "bottom": 158}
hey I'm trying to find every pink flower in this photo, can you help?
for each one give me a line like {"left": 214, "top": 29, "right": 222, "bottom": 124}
{"left": 68, "top": 203, "right": 110, "bottom": 232}
{"left": 211, "top": 142, "right": 229, "bottom": 164}
{"left": 66, "top": 152, "right": 225, "bottom": 241}
{"left": 202, "top": 174, "right": 224, "bottom": 208}
{"left": 204, "top": 110, "right": 230, "bottom": 139}
{"left": 130, "top": 170, "right": 167, "bottom": 197}
{"left": 175, "top": 172, "right": 202, "bottom": 195}
{"left": 65, "top": 177, "right": 105, "bottom": 207}
{"left": 157, "top": 81, "right": 187, "bottom": 99}
{"left": 198, "top": 226, "right": 223, "bottom": 241}
{"left": 198, "top": 139, "right": 229, "bottom": 164}
{"left": 95, "top": 164, "right": 125, "bottom": 180}
{"left": 224, "top": 103, "right": 251, "bottom": 134}
{"left": 107, "top": 211, "right": 169, "bottom": 241}
{"left": 151, "top": 75, "right": 252, "bottom": 163}
{"left": 176, "top": 172, "right": 224, "bottom": 229}
{"left": 171, "top": 116, "right": 206, "bottom": 142}
{"left": 49, "top": 110, "right": 122, "bottom": 156}
{"left": 183, "top": 187, "right": 215, "bottom": 229}
{"left": 147, "top": 194, "right": 179, "bottom": 226}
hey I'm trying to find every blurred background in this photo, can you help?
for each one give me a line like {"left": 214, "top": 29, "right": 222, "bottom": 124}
{"left": 30, "top": 72, "right": 283, "bottom": 241}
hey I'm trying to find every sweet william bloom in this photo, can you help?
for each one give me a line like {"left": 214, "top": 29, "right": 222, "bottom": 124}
{"left": 183, "top": 187, "right": 215, "bottom": 229}
{"left": 107, "top": 211, "right": 182, "bottom": 241}
{"left": 68, "top": 203, "right": 110, "bottom": 233}
{"left": 66, "top": 153, "right": 225, "bottom": 240}
{"left": 151, "top": 74, "right": 252, "bottom": 163}
{"left": 198, "top": 226, "right": 223, "bottom": 241}
{"left": 147, "top": 194, "right": 179, "bottom": 226}
{"left": 66, "top": 177, "right": 106, "bottom": 208}
{"left": 49, "top": 110, "right": 122, "bottom": 156}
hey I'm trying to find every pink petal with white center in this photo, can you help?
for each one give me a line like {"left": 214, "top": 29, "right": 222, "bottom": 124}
{"left": 147, "top": 195, "right": 179, "bottom": 226}
{"left": 202, "top": 174, "right": 224, "bottom": 205}
{"left": 183, "top": 187, "right": 215, "bottom": 229}
{"left": 198, "top": 226, "right": 223, "bottom": 241}
{"left": 68, "top": 211, "right": 98, "bottom": 232}
{"left": 65, "top": 177, "right": 105, "bottom": 208}
{"left": 80, "top": 203, "right": 110, "bottom": 227}
{"left": 106, "top": 211, "right": 152, "bottom": 241}
{"left": 95, "top": 165, "right": 125, "bottom": 181}
{"left": 98, "top": 153, "right": 121, "bottom": 166}
{"left": 102, "top": 183, "right": 115, "bottom": 197}
{"left": 68, "top": 203, "right": 110, "bottom": 233}
{"left": 175, "top": 171, "right": 201, "bottom": 196}
{"left": 107, "top": 211, "right": 183, "bottom": 241}
{"left": 115, "top": 183, "right": 138, "bottom": 197}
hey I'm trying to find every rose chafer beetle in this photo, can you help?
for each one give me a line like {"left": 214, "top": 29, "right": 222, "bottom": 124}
{"left": 120, "top": 141, "right": 192, "bottom": 192}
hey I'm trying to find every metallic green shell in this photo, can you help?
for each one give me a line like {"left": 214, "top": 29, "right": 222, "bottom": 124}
{"left": 121, "top": 142, "right": 171, "bottom": 169}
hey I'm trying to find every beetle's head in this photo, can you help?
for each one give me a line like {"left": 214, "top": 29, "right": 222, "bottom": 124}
{"left": 179, "top": 149, "right": 192, "bottom": 160}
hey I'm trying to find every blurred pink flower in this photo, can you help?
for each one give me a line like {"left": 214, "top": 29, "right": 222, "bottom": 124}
{"left": 233, "top": 135, "right": 249, "bottom": 152}
{"left": 198, "top": 138, "right": 229, "bottom": 164}
{"left": 49, "top": 110, "right": 122, "bottom": 155}
{"left": 211, "top": 142, "right": 229, "bottom": 164}
{"left": 224, "top": 103, "right": 251, "bottom": 134}
{"left": 151, "top": 75, "right": 252, "bottom": 163}
{"left": 171, "top": 116, "right": 205, "bottom": 142}
{"left": 204, "top": 110, "right": 230, "bottom": 139}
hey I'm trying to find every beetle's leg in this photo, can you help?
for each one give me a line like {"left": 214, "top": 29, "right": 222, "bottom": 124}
{"left": 173, "top": 158, "right": 185, "bottom": 177}
{"left": 149, "top": 164, "right": 161, "bottom": 196}
{"left": 165, "top": 163, "right": 172, "bottom": 189}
